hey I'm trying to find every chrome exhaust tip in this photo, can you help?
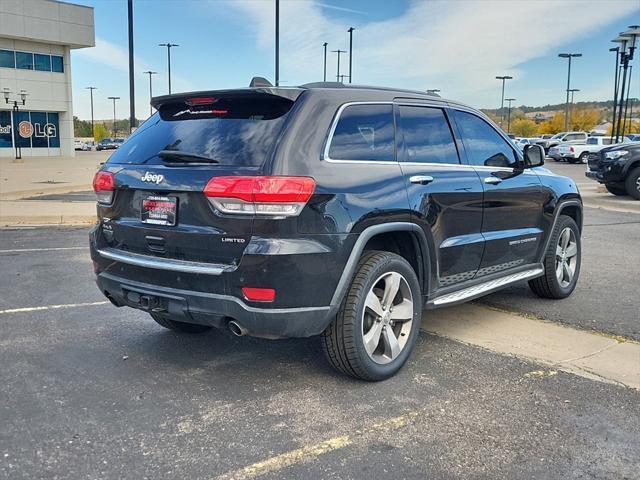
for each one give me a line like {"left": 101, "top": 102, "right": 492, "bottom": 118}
{"left": 228, "top": 320, "right": 247, "bottom": 337}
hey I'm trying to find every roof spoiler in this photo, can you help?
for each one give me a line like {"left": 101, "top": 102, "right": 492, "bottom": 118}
{"left": 249, "top": 76, "right": 273, "bottom": 88}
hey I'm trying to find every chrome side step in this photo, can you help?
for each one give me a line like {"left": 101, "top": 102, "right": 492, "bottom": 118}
{"left": 431, "top": 267, "right": 544, "bottom": 307}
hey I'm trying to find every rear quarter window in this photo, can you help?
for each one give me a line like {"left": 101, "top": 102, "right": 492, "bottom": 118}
{"left": 327, "top": 104, "right": 395, "bottom": 162}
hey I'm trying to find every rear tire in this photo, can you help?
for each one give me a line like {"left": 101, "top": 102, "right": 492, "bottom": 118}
{"left": 150, "top": 313, "right": 213, "bottom": 333}
{"left": 605, "top": 183, "right": 628, "bottom": 196}
{"left": 624, "top": 167, "right": 640, "bottom": 200}
{"left": 321, "top": 251, "right": 422, "bottom": 381}
{"left": 529, "top": 215, "right": 581, "bottom": 299}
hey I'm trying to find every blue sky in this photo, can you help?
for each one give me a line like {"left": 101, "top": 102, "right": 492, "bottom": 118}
{"left": 71, "top": 0, "right": 640, "bottom": 120}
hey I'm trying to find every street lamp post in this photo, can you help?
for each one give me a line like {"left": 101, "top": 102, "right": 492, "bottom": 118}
{"left": 609, "top": 47, "right": 620, "bottom": 140}
{"left": 159, "top": 43, "right": 179, "bottom": 94}
{"left": 568, "top": 88, "right": 580, "bottom": 128}
{"left": 143, "top": 71, "right": 157, "bottom": 117}
{"left": 332, "top": 50, "right": 346, "bottom": 82}
{"left": 323, "top": 42, "right": 328, "bottom": 81}
{"left": 558, "top": 53, "right": 582, "bottom": 131}
{"left": 86, "top": 86, "right": 96, "bottom": 140}
{"left": 348, "top": 27, "right": 354, "bottom": 83}
{"left": 108, "top": 96, "right": 120, "bottom": 138}
{"left": 495, "top": 75, "right": 513, "bottom": 127}
{"left": 505, "top": 98, "right": 516, "bottom": 133}
{"left": 275, "top": 0, "right": 279, "bottom": 86}
{"left": 3, "top": 88, "right": 27, "bottom": 160}
{"left": 615, "top": 26, "right": 639, "bottom": 139}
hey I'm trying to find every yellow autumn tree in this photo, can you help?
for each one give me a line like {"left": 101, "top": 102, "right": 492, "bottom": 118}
{"left": 538, "top": 113, "right": 565, "bottom": 134}
{"left": 606, "top": 120, "right": 640, "bottom": 135}
{"left": 510, "top": 118, "right": 539, "bottom": 137}
{"left": 569, "top": 108, "right": 601, "bottom": 132}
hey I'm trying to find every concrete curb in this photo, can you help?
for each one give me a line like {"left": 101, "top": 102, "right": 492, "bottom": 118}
{"left": 423, "top": 303, "right": 640, "bottom": 390}
{"left": 0, "top": 184, "right": 93, "bottom": 201}
{"left": 0, "top": 215, "right": 97, "bottom": 226}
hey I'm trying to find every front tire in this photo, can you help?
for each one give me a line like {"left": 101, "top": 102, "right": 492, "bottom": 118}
{"left": 579, "top": 152, "right": 589, "bottom": 164}
{"left": 624, "top": 167, "right": 640, "bottom": 200}
{"left": 321, "top": 251, "right": 422, "bottom": 381}
{"left": 150, "top": 313, "right": 213, "bottom": 333}
{"left": 605, "top": 183, "right": 628, "bottom": 196}
{"left": 529, "top": 215, "right": 581, "bottom": 299}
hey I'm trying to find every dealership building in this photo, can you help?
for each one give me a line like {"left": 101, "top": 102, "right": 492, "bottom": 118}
{"left": 0, "top": 0, "right": 94, "bottom": 157}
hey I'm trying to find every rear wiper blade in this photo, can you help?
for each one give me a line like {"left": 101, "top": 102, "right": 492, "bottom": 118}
{"left": 158, "top": 150, "right": 219, "bottom": 163}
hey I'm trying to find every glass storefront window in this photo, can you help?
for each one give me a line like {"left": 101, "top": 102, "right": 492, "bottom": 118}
{"left": 51, "top": 55, "right": 64, "bottom": 73}
{"left": 15, "top": 52, "right": 34, "bottom": 70}
{"left": 1, "top": 111, "right": 61, "bottom": 149}
{"left": 0, "top": 49, "right": 15, "bottom": 68}
{"left": 34, "top": 54, "right": 51, "bottom": 72}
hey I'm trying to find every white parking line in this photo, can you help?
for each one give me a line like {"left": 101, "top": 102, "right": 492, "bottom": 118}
{"left": 0, "top": 246, "right": 87, "bottom": 254}
{"left": 0, "top": 301, "right": 108, "bottom": 315}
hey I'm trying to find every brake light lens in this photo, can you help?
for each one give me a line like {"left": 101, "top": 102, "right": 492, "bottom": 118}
{"left": 570, "top": 146, "right": 574, "bottom": 153}
{"left": 204, "top": 176, "right": 315, "bottom": 217}
{"left": 242, "top": 287, "right": 276, "bottom": 302}
{"left": 92, "top": 171, "right": 115, "bottom": 204}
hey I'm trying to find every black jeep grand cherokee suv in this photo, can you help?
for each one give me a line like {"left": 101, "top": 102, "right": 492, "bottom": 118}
{"left": 90, "top": 82, "right": 583, "bottom": 381}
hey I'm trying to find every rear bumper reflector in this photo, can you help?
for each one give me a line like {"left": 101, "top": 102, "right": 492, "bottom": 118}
{"left": 96, "top": 247, "right": 236, "bottom": 276}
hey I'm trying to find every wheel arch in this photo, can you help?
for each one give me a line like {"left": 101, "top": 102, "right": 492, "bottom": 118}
{"left": 329, "top": 223, "right": 433, "bottom": 311}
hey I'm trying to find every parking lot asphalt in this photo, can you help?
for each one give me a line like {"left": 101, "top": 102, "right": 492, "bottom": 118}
{"left": 1, "top": 224, "right": 639, "bottom": 479}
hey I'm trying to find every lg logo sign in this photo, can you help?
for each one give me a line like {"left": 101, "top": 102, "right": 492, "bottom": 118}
{"left": 17, "top": 121, "right": 57, "bottom": 139}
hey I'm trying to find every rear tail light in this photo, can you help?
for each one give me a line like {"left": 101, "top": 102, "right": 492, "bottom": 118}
{"left": 204, "top": 176, "right": 315, "bottom": 217}
{"left": 570, "top": 147, "right": 574, "bottom": 153}
{"left": 93, "top": 171, "right": 115, "bottom": 204}
{"left": 242, "top": 287, "right": 276, "bottom": 302}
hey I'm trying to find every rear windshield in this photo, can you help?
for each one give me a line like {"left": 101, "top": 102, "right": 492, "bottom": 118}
{"left": 107, "top": 95, "right": 293, "bottom": 166}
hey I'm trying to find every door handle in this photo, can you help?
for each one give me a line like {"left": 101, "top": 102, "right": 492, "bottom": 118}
{"left": 409, "top": 175, "right": 434, "bottom": 185}
{"left": 484, "top": 176, "right": 503, "bottom": 185}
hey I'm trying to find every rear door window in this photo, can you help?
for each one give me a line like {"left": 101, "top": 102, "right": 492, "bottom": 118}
{"left": 327, "top": 104, "right": 395, "bottom": 161}
{"left": 107, "top": 94, "right": 294, "bottom": 166}
{"left": 397, "top": 106, "right": 460, "bottom": 164}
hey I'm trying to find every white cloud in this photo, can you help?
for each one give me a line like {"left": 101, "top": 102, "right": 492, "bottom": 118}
{"left": 224, "top": 0, "right": 639, "bottom": 105}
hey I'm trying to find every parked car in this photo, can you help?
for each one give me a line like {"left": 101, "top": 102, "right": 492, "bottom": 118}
{"left": 586, "top": 142, "right": 640, "bottom": 199}
{"left": 90, "top": 81, "right": 583, "bottom": 380}
{"left": 113, "top": 138, "right": 125, "bottom": 149}
{"left": 558, "top": 137, "right": 630, "bottom": 164}
{"left": 74, "top": 139, "right": 89, "bottom": 151}
{"left": 536, "top": 132, "right": 588, "bottom": 153}
{"left": 626, "top": 134, "right": 640, "bottom": 142}
{"left": 96, "top": 138, "right": 116, "bottom": 151}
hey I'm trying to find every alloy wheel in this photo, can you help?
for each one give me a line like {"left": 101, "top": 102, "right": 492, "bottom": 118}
{"left": 361, "top": 271, "right": 414, "bottom": 364}
{"left": 555, "top": 227, "right": 578, "bottom": 288}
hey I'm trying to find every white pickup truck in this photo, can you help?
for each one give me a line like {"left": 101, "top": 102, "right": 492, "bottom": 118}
{"left": 557, "top": 136, "right": 631, "bottom": 164}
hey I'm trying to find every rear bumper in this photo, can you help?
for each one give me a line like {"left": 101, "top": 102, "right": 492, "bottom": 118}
{"left": 96, "top": 272, "right": 332, "bottom": 338}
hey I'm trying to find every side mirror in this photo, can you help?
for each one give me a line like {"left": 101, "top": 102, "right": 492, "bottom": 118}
{"left": 523, "top": 144, "right": 545, "bottom": 168}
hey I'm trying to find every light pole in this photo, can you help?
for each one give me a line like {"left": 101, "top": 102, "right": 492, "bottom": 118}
{"left": 86, "top": 86, "right": 96, "bottom": 140}
{"left": 275, "top": 0, "right": 279, "bottom": 86}
{"left": 127, "top": 0, "right": 135, "bottom": 133}
{"left": 338, "top": 74, "right": 348, "bottom": 83}
{"left": 143, "top": 71, "right": 157, "bottom": 117}
{"left": 159, "top": 43, "right": 179, "bottom": 94}
{"left": 609, "top": 47, "right": 620, "bottom": 139}
{"left": 332, "top": 49, "right": 346, "bottom": 82}
{"left": 426, "top": 89, "right": 441, "bottom": 95}
{"left": 108, "top": 96, "right": 120, "bottom": 138}
{"left": 323, "top": 42, "right": 328, "bottom": 81}
{"left": 614, "top": 26, "right": 639, "bottom": 140}
{"left": 348, "top": 27, "right": 354, "bottom": 83}
{"left": 495, "top": 75, "right": 513, "bottom": 127}
{"left": 568, "top": 88, "right": 580, "bottom": 129}
{"left": 3, "top": 88, "right": 27, "bottom": 160}
{"left": 558, "top": 53, "right": 582, "bottom": 131}
{"left": 505, "top": 98, "right": 516, "bottom": 133}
